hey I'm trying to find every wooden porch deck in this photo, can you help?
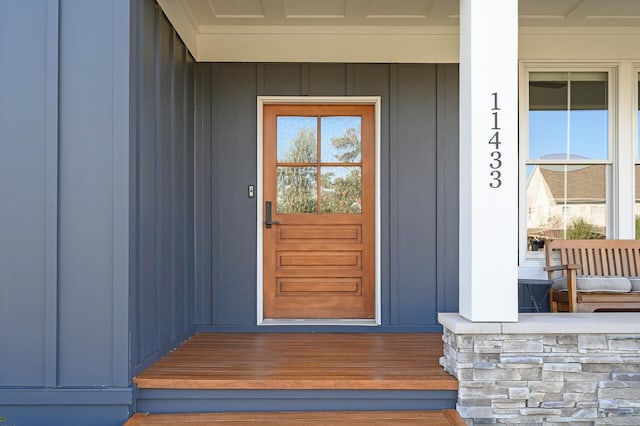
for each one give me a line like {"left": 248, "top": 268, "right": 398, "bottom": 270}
{"left": 125, "top": 409, "right": 466, "bottom": 425}
{"left": 133, "top": 333, "right": 458, "bottom": 391}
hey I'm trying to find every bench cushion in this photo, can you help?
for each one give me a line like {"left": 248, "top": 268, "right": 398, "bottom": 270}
{"left": 552, "top": 276, "right": 632, "bottom": 293}
{"left": 627, "top": 277, "right": 640, "bottom": 292}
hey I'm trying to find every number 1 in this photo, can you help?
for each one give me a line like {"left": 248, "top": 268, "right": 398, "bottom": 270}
{"left": 492, "top": 112, "right": 500, "bottom": 130}
{"left": 491, "top": 92, "right": 499, "bottom": 110}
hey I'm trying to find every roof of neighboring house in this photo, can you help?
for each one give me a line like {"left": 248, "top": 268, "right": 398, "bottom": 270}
{"left": 538, "top": 165, "right": 604, "bottom": 203}
{"left": 537, "top": 164, "right": 640, "bottom": 203}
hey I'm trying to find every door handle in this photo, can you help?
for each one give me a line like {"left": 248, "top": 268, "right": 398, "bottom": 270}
{"left": 265, "top": 201, "right": 280, "bottom": 229}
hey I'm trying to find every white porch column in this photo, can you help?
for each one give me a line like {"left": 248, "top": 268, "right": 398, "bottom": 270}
{"left": 459, "top": 0, "right": 518, "bottom": 321}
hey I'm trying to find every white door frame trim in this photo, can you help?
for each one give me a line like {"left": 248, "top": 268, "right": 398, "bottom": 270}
{"left": 256, "top": 96, "right": 382, "bottom": 326}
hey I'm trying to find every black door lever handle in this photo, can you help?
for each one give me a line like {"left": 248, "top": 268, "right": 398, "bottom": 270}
{"left": 265, "top": 201, "right": 280, "bottom": 228}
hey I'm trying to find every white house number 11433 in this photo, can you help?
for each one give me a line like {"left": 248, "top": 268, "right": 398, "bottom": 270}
{"left": 489, "top": 92, "right": 502, "bottom": 188}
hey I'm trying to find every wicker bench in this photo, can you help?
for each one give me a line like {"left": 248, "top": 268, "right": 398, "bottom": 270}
{"left": 544, "top": 239, "right": 640, "bottom": 312}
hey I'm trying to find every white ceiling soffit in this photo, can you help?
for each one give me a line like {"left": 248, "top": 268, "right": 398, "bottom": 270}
{"left": 157, "top": 0, "right": 640, "bottom": 62}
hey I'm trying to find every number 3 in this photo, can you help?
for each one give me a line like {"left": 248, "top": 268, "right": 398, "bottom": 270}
{"left": 489, "top": 151, "right": 502, "bottom": 169}
{"left": 490, "top": 170, "right": 501, "bottom": 188}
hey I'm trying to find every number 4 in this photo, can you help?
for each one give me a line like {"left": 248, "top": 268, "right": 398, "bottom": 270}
{"left": 488, "top": 132, "right": 500, "bottom": 148}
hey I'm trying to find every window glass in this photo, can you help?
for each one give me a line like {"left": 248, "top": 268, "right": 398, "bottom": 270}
{"left": 528, "top": 72, "right": 608, "bottom": 160}
{"left": 276, "top": 115, "right": 364, "bottom": 215}
{"left": 277, "top": 116, "right": 317, "bottom": 163}
{"left": 526, "top": 164, "right": 606, "bottom": 250}
{"left": 526, "top": 71, "right": 609, "bottom": 252}
{"left": 277, "top": 167, "right": 317, "bottom": 213}
{"left": 321, "top": 166, "right": 361, "bottom": 213}
{"left": 320, "top": 117, "right": 361, "bottom": 163}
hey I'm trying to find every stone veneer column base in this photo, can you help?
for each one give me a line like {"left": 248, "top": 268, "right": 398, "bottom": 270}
{"left": 438, "top": 313, "right": 640, "bottom": 425}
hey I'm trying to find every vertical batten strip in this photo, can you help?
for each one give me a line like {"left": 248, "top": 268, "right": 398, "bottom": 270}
{"left": 389, "top": 64, "right": 400, "bottom": 325}
{"left": 112, "top": 0, "right": 131, "bottom": 386}
{"left": 195, "top": 64, "right": 213, "bottom": 325}
{"left": 300, "top": 64, "right": 309, "bottom": 96}
{"left": 345, "top": 64, "right": 354, "bottom": 96}
{"left": 169, "top": 27, "right": 177, "bottom": 343}
{"left": 44, "top": 0, "right": 60, "bottom": 389}
{"left": 153, "top": 3, "right": 163, "bottom": 349}
{"left": 181, "top": 44, "right": 189, "bottom": 332}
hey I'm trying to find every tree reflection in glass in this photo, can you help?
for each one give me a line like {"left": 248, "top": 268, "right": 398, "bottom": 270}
{"left": 275, "top": 115, "right": 363, "bottom": 214}
{"left": 277, "top": 166, "right": 317, "bottom": 213}
{"left": 321, "top": 167, "right": 361, "bottom": 214}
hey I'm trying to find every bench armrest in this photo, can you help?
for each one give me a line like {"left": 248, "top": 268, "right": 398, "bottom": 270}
{"left": 544, "top": 263, "right": 580, "bottom": 312}
{"left": 544, "top": 264, "right": 581, "bottom": 272}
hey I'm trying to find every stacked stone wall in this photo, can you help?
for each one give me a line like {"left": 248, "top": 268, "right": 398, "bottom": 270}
{"left": 441, "top": 328, "right": 640, "bottom": 425}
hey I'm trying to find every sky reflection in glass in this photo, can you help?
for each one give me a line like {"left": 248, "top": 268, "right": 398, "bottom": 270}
{"left": 320, "top": 116, "right": 361, "bottom": 163}
{"left": 277, "top": 116, "right": 317, "bottom": 162}
{"left": 529, "top": 109, "right": 608, "bottom": 160}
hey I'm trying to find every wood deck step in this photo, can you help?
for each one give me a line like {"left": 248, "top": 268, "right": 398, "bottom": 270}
{"left": 134, "top": 333, "right": 457, "bottom": 391}
{"left": 125, "top": 410, "right": 466, "bottom": 425}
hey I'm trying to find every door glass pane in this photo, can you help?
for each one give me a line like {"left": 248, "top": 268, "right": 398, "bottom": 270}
{"left": 277, "top": 166, "right": 317, "bottom": 213}
{"left": 529, "top": 72, "right": 608, "bottom": 160}
{"left": 321, "top": 166, "right": 361, "bottom": 214}
{"left": 526, "top": 164, "right": 606, "bottom": 251}
{"left": 321, "top": 116, "right": 361, "bottom": 163}
{"left": 277, "top": 116, "right": 317, "bottom": 163}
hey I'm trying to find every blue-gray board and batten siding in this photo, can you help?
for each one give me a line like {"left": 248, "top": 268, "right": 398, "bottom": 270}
{"left": 0, "top": 1, "right": 195, "bottom": 424}
{"left": 193, "top": 62, "right": 461, "bottom": 333}
{"left": 130, "top": 0, "right": 197, "bottom": 378}
{"left": 1, "top": 0, "right": 460, "bottom": 424}
{"left": 1, "top": 1, "right": 133, "bottom": 425}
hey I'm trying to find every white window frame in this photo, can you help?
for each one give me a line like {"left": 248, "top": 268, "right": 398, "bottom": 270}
{"left": 518, "top": 62, "right": 624, "bottom": 272}
{"left": 634, "top": 65, "right": 640, "bottom": 238}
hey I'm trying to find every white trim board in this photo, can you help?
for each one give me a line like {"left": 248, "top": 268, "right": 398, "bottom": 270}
{"left": 256, "top": 96, "right": 382, "bottom": 326}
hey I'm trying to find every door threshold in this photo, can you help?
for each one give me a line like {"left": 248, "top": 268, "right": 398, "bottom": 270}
{"left": 259, "top": 318, "right": 380, "bottom": 326}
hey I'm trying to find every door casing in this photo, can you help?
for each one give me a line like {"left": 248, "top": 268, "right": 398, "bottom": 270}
{"left": 256, "top": 96, "right": 381, "bottom": 326}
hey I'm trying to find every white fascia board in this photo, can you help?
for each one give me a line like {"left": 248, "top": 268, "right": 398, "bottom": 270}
{"left": 520, "top": 32, "right": 640, "bottom": 61}
{"left": 196, "top": 32, "right": 459, "bottom": 63}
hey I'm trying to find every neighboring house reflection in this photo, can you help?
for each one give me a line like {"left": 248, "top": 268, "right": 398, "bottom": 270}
{"left": 526, "top": 163, "right": 607, "bottom": 250}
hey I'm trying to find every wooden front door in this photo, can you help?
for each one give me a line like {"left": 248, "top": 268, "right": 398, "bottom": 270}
{"left": 263, "top": 104, "right": 375, "bottom": 319}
